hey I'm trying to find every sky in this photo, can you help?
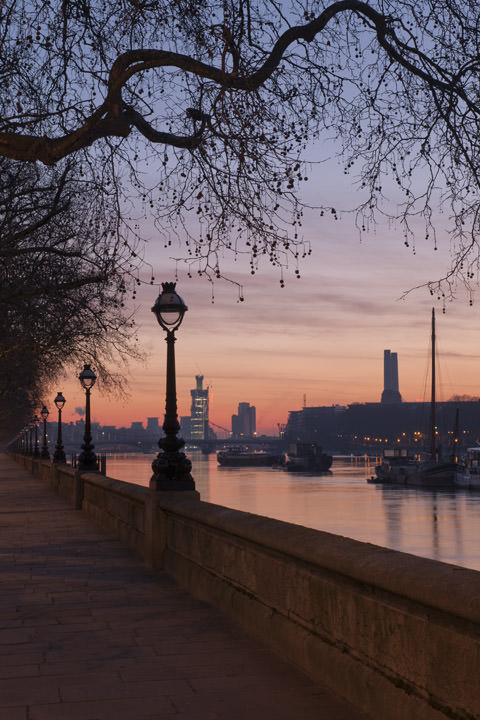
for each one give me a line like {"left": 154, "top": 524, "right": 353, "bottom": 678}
{"left": 53, "top": 153, "right": 480, "bottom": 437}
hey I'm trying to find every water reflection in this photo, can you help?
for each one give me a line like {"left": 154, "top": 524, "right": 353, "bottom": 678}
{"left": 106, "top": 451, "right": 480, "bottom": 572}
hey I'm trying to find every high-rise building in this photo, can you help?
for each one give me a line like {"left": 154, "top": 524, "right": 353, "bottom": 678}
{"left": 180, "top": 416, "right": 192, "bottom": 440}
{"left": 190, "top": 375, "right": 209, "bottom": 440}
{"left": 231, "top": 402, "right": 256, "bottom": 437}
{"left": 146, "top": 417, "right": 159, "bottom": 434}
{"left": 381, "top": 349, "right": 402, "bottom": 404}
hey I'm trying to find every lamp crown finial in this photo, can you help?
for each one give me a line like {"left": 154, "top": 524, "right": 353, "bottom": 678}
{"left": 161, "top": 281, "right": 177, "bottom": 293}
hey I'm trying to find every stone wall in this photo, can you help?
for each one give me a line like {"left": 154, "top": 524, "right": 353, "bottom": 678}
{"left": 82, "top": 472, "right": 146, "bottom": 554}
{"left": 13, "top": 454, "right": 480, "bottom": 720}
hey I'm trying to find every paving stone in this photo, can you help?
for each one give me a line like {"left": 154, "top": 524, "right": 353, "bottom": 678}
{"left": 0, "top": 628, "right": 34, "bottom": 645}
{"left": 0, "top": 676, "right": 60, "bottom": 707}
{"left": 0, "top": 645, "right": 46, "bottom": 662}
{"left": 0, "top": 664, "right": 39, "bottom": 679}
{"left": 0, "top": 707, "right": 27, "bottom": 720}
{"left": 29, "top": 696, "right": 176, "bottom": 720}
{"left": 0, "top": 454, "right": 369, "bottom": 720}
{"left": 60, "top": 677, "right": 194, "bottom": 703}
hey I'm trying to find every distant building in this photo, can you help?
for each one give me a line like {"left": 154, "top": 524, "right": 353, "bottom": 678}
{"left": 102, "top": 425, "right": 117, "bottom": 442}
{"left": 381, "top": 349, "right": 402, "bottom": 404}
{"left": 286, "top": 405, "right": 345, "bottom": 447}
{"left": 284, "top": 400, "right": 480, "bottom": 453}
{"left": 146, "top": 417, "right": 159, "bottom": 434}
{"left": 232, "top": 402, "right": 256, "bottom": 438}
{"left": 190, "top": 375, "right": 209, "bottom": 441}
{"left": 180, "top": 416, "right": 192, "bottom": 440}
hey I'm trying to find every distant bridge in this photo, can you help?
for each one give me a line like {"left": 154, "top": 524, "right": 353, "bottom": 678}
{"left": 191, "top": 437, "right": 286, "bottom": 453}
{"left": 80, "top": 437, "right": 286, "bottom": 454}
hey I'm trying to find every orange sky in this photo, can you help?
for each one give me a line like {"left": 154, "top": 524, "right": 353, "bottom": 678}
{"left": 54, "top": 209, "right": 480, "bottom": 436}
{"left": 41, "top": 144, "right": 480, "bottom": 436}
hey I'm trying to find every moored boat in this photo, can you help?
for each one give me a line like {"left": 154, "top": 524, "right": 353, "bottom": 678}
{"left": 374, "top": 309, "right": 461, "bottom": 488}
{"left": 285, "top": 442, "right": 332, "bottom": 473}
{"left": 374, "top": 452, "right": 459, "bottom": 487}
{"left": 217, "top": 447, "right": 284, "bottom": 467}
{"left": 454, "top": 447, "right": 480, "bottom": 489}
{"left": 374, "top": 448, "right": 419, "bottom": 483}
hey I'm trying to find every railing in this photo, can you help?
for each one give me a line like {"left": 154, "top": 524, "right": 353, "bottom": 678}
{"left": 71, "top": 451, "right": 106, "bottom": 475}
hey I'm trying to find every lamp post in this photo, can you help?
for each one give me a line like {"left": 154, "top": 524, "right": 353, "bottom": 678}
{"left": 27, "top": 423, "right": 33, "bottom": 455}
{"left": 40, "top": 406, "right": 50, "bottom": 459}
{"left": 150, "top": 282, "right": 195, "bottom": 491}
{"left": 78, "top": 364, "right": 98, "bottom": 471}
{"left": 33, "top": 415, "right": 40, "bottom": 457}
{"left": 53, "top": 392, "right": 66, "bottom": 463}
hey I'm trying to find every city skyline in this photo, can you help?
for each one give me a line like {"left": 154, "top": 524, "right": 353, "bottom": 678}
{"left": 51, "top": 154, "right": 480, "bottom": 436}
{"left": 55, "top": 286, "right": 480, "bottom": 438}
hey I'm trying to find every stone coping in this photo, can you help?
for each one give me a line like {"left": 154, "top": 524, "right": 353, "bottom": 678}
{"left": 154, "top": 493, "right": 480, "bottom": 625}
{"left": 81, "top": 470, "right": 148, "bottom": 502}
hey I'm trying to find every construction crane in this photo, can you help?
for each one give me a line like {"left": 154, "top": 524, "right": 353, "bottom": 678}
{"left": 209, "top": 421, "right": 231, "bottom": 435}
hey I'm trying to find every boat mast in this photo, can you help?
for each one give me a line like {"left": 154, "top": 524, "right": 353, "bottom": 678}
{"left": 430, "top": 308, "right": 436, "bottom": 459}
{"left": 452, "top": 407, "right": 459, "bottom": 463}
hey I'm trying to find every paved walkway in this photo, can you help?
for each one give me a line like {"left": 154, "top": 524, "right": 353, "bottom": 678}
{"left": 0, "top": 453, "right": 369, "bottom": 720}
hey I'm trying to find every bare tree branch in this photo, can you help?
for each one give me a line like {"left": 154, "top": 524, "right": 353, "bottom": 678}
{"left": 1, "top": 0, "right": 480, "bottom": 293}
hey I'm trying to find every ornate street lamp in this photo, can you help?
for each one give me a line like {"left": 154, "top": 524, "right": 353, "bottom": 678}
{"left": 27, "top": 423, "right": 33, "bottom": 455}
{"left": 53, "top": 392, "right": 66, "bottom": 463}
{"left": 33, "top": 415, "right": 40, "bottom": 457}
{"left": 150, "top": 281, "right": 195, "bottom": 491}
{"left": 40, "top": 405, "right": 50, "bottom": 459}
{"left": 21, "top": 426, "right": 27, "bottom": 454}
{"left": 78, "top": 364, "right": 98, "bottom": 471}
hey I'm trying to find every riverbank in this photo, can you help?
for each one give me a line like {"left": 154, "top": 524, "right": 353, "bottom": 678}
{"left": 106, "top": 451, "right": 480, "bottom": 571}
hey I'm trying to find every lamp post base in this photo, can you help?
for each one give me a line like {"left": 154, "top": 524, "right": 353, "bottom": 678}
{"left": 78, "top": 448, "right": 98, "bottom": 472}
{"left": 150, "top": 451, "right": 196, "bottom": 491}
{"left": 53, "top": 448, "right": 66, "bottom": 463}
{"left": 78, "top": 458, "right": 98, "bottom": 472}
{"left": 78, "top": 434, "right": 97, "bottom": 472}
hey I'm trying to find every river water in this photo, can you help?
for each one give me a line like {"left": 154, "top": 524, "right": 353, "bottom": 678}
{"left": 106, "top": 451, "right": 480, "bottom": 572}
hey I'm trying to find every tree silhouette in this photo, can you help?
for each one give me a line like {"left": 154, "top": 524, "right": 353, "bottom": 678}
{"left": 0, "top": 158, "right": 142, "bottom": 437}
{"left": 1, "top": 0, "right": 479, "bottom": 289}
